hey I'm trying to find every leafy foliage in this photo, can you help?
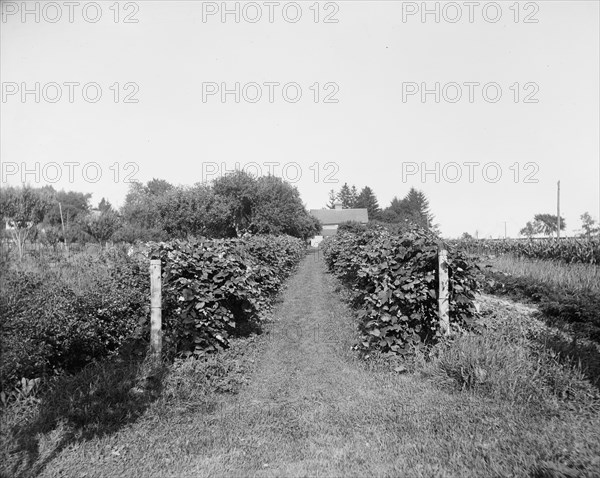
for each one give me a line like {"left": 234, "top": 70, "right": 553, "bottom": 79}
{"left": 322, "top": 226, "right": 481, "bottom": 355}
{"left": 152, "top": 235, "right": 305, "bottom": 358}
{"left": 120, "top": 173, "right": 319, "bottom": 241}
{"left": 578, "top": 212, "right": 600, "bottom": 239}
{"left": 0, "top": 251, "right": 149, "bottom": 388}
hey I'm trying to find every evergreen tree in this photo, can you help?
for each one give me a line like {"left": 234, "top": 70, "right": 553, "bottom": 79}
{"left": 337, "top": 183, "right": 354, "bottom": 208}
{"left": 349, "top": 185, "right": 359, "bottom": 208}
{"left": 381, "top": 188, "right": 435, "bottom": 230}
{"left": 326, "top": 189, "right": 337, "bottom": 209}
{"left": 355, "top": 186, "right": 381, "bottom": 219}
{"left": 403, "top": 188, "right": 434, "bottom": 229}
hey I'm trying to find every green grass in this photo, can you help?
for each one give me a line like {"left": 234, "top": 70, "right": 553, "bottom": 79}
{"left": 2, "top": 253, "right": 599, "bottom": 477}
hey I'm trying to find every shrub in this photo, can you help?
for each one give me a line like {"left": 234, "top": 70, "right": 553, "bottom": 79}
{"left": 0, "top": 251, "right": 148, "bottom": 390}
{"left": 151, "top": 235, "right": 305, "bottom": 358}
{"left": 322, "top": 226, "right": 481, "bottom": 355}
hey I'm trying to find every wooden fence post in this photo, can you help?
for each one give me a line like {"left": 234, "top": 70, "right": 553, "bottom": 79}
{"left": 437, "top": 245, "right": 450, "bottom": 335}
{"left": 150, "top": 259, "right": 162, "bottom": 362}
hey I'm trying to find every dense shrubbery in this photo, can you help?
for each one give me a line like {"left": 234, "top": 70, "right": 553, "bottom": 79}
{"left": 153, "top": 235, "right": 305, "bottom": 358}
{"left": 322, "top": 226, "right": 481, "bottom": 355}
{"left": 453, "top": 237, "right": 600, "bottom": 264}
{"left": 0, "top": 251, "right": 149, "bottom": 390}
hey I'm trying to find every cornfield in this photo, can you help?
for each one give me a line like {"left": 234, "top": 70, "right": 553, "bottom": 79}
{"left": 452, "top": 237, "right": 600, "bottom": 265}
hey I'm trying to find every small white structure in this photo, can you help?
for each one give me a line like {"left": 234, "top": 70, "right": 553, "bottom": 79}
{"left": 310, "top": 235, "right": 324, "bottom": 247}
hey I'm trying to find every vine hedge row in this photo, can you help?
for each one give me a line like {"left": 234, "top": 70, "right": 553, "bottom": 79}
{"left": 322, "top": 227, "right": 481, "bottom": 355}
{"left": 154, "top": 235, "right": 305, "bottom": 358}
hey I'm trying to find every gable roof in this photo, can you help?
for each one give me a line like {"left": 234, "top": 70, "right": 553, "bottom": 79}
{"left": 309, "top": 208, "right": 369, "bottom": 225}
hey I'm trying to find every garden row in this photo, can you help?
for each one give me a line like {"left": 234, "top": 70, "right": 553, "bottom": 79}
{"left": 154, "top": 235, "right": 305, "bottom": 357}
{"left": 452, "top": 237, "right": 600, "bottom": 264}
{"left": 0, "top": 235, "right": 305, "bottom": 397}
{"left": 322, "top": 226, "right": 481, "bottom": 355}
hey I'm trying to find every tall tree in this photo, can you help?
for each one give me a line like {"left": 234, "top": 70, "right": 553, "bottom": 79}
{"left": 381, "top": 189, "right": 435, "bottom": 230}
{"left": 251, "top": 176, "right": 320, "bottom": 239}
{"left": 326, "top": 189, "right": 337, "bottom": 209}
{"left": 337, "top": 183, "right": 354, "bottom": 209}
{"left": 212, "top": 171, "right": 257, "bottom": 236}
{"left": 43, "top": 188, "right": 91, "bottom": 227}
{"left": 349, "top": 185, "right": 359, "bottom": 208}
{"left": 355, "top": 186, "right": 381, "bottom": 219}
{"left": 403, "top": 188, "right": 434, "bottom": 229}
{"left": 533, "top": 213, "right": 566, "bottom": 237}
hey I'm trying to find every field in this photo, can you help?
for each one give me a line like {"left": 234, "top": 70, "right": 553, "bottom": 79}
{"left": 1, "top": 233, "right": 599, "bottom": 477}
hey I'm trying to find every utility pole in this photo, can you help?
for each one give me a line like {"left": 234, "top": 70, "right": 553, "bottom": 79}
{"left": 557, "top": 181, "right": 561, "bottom": 239}
{"left": 58, "top": 202, "right": 69, "bottom": 257}
{"left": 504, "top": 221, "right": 507, "bottom": 239}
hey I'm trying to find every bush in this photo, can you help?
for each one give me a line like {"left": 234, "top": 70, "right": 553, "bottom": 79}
{"left": 151, "top": 234, "right": 305, "bottom": 358}
{"left": 0, "top": 251, "right": 149, "bottom": 390}
{"left": 322, "top": 226, "right": 481, "bottom": 355}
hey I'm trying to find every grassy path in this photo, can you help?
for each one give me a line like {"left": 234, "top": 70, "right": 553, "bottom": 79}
{"left": 29, "top": 253, "right": 600, "bottom": 477}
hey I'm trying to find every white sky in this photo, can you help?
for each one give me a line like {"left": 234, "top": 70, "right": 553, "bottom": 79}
{"left": 1, "top": 0, "right": 599, "bottom": 238}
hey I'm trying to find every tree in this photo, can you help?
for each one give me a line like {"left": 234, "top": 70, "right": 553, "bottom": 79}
{"left": 381, "top": 188, "right": 435, "bottom": 230}
{"left": 337, "top": 183, "right": 355, "bottom": 208}
{"left": 533, "top": 213, "right": 565, "bottom": 237}
{"left": 0, "top": 185, "right": 52, "bottom": 260}
{"left": 519, "top": 221, "right": 541, "bottom": 238}
{"left": 98, "top": 198, "right": 114, "bottom": 213}
{"left": 460, "top": 232, "right": 474, "bottom": 240}
{"left": 403, "top": 188, "right": 434, "bottom": 229}
{"left": 121, "top": 181, "right": 164, "bottom": 232}
{"left": 250, "top": 176, "right": 320, "bottom": 239}
{"left": 212, "top": 171, "right": 257, "bottom": 236}
{"left": 350, "top": 185, "right": 359, "bottom": 208}
{"left": 355, "top": 186, "right": 381, "bottom": 219}
{"left": 43, "top": 188, "right": 91, "bottom": 227}
{"left": 80, "top": 211, "right": 121, "bottom": 245}
{"left": 326, "top": 189, "right": 337, "bottom": 209}
{"left": 578, "top": 212, "right": 599, "bottom": 238}
{"left": 146, "top": 178, "right": 173, "bottom": 196}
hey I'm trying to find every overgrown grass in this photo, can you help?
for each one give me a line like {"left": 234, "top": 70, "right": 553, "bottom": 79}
{"left": 478, "top": 255, "right": 600, "bottom": 345}
{"left": 417, "top": 296, "right": 599, "bottom": 409}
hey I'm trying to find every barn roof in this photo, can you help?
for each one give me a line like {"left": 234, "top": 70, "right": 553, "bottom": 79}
{"left": 309, "top": 208, "right": 369, "bottom": 225}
